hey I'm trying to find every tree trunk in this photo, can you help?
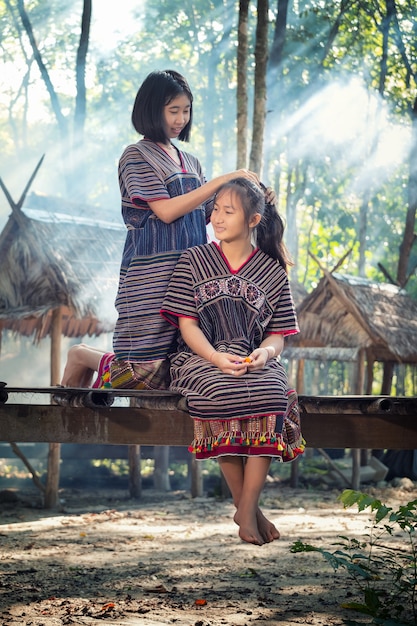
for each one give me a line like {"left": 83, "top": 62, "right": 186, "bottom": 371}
{"left": 397, "top": 95, "right": 417, "bottom": 287}
{"left": 73, "top": 0, "right": 92, "bottom": 201}
{"left": 237, "top": 0, "right": 249, "bottom": 169}
{"left": 249, "top": 0, "right": 269, "bottom": 176}
{"left": 16, "top": 0, "right": 68, "bottom": 137}
{"left": 318, "top": 0, "right": 352, "bottom": 69}
{"left": 262, "top": 0, "right": 291, "bottom": 210}
{"left": 16, "top": 0, "right": 91, "bottom": 199}
{"left": 378, "top": 0, "right": 394, "bottom": 96}
{"left": 269, "top": 0, "right": 289, "bottom": 70}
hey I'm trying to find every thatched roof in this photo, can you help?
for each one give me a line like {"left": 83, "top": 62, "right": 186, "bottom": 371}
{"left": 0, "top": 191, "right": 125, "bottom": 340}
{"left": 288, "top": 271, "right": 417, "bottom": 364}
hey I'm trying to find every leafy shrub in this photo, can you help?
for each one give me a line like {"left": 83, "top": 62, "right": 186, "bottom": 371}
{"left": 290, "top": 489, "right": 417, "bottom": 625}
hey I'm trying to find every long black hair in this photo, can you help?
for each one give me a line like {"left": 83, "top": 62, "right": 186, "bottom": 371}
{"left": 131, "top": 69, "right": 193, "bottom": 142}
{"left": 213, "top": 177, "right": 293, "bottom": 272}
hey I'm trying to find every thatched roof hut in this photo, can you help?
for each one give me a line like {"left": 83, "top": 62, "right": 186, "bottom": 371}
{"left": 286, "top": 270, "right": 417, "bottom": 364}
{"left": 0, "top": 191, "right": 125, "bottom": 343}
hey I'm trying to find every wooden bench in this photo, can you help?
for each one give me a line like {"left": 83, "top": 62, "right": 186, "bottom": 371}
{"left": 1, "top": 387, "right": 416, "bottom": 505}
{"left": 1, "top": 388, "right": 416, "bottom": 448}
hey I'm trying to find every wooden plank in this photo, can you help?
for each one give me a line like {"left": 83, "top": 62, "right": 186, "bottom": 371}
{"left": 0, "top": 404, "right": 193, "bottom": 446}
{"left": 299, "top": 395, "right": 417, "bottom": 449}
{"left": 0, "top": 397, "right": 416, "bottom": 449}
{"left": 0, "top": 385, "right": 185, "bottom": 404}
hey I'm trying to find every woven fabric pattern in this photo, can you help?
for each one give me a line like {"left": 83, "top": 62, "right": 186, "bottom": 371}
{"left": 113, "top": 139, "right": 210, "bottom": 363}
{"left": 162, "top": 242, "right": 304, "bottom": 460}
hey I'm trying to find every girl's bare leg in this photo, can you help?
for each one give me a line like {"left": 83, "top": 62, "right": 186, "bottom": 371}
{"left": 218, "top": 456, "right": 280, "bottom": 545}
{"left": 61, "top": 344, "right": 105, "bottom": 387}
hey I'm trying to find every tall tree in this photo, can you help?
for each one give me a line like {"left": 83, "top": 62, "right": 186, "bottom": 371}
{"left": 264, "top": 0, "right": 417, "bottom": 296}
{"left": 74, "top": 0, "right": 91, "bottom": 147}
{"left": 399, "top": 95, "right": 417, "bottom": 286}
{"left": 236, "top": 0, "right": 250, "bottom": 168}
{"left": 269, "top": 0, "right": 289, "bottom": 72}
{"left": 249, "top": 0, "right": 269, "bottom": 175}
{"left": 73, "top": 0, "right": 91, "bottom": 199}
{"left": 388, "top": 0, "right": 417, "bottom": 287}
{"left": 13, "top": 0, "right": 91, "bottom": 200}
{"left": 16, "top": 0, "right": 68, "bottom": 139}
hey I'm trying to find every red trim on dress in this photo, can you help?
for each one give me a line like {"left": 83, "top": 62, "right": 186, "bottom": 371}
{"left": 160, "top": 310, "right": 198, "bottom": 328}
{"left": 213, "top": 241, "right": 258, "bottom": 274}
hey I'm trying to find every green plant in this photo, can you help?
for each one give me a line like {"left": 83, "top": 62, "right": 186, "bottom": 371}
{"left": 290, "top": 489, "right": 417, "bottom": 625}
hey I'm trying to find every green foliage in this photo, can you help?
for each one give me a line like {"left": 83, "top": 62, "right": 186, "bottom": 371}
{"left": 1, "top": 0, "right": 417, "bottom": 298}
{"left": 290, "top": 489, "right": 417, "bottom": 624}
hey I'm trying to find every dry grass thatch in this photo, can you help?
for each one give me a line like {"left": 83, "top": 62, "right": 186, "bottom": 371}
{"left": 290, "top": 272, "right": 417, "bottom": 363}
{"left": 0, "top": 192, "right": 125, "bottom": 340}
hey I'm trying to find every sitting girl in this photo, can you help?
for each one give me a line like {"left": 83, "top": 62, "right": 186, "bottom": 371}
{"left": 161, "top": 177, "right": 304, "bottom": 546}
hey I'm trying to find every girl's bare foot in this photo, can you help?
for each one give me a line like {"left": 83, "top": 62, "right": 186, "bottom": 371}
{"left": 234, "top": 509, "right": 264, "bottom": 545}
{"left": 256, "top": 508, "right": 280, "bottom": 543}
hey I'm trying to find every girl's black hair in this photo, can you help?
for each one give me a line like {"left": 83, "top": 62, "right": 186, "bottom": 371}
{"left": 131, "top": 70, "right": 193, "bottom": 143}
{"left": 214, "top": 177, "right": 293, "bottom": 272}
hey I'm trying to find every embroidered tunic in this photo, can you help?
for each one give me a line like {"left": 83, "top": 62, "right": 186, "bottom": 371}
{"left": 161, "top": 242, "right": 304, "bottom": 460}
{"left": 113, "top": 139, "right": 210, "bottom": 377}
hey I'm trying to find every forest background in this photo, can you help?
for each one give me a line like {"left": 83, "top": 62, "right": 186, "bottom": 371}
{"left": 0, "top": 0, "right": 416, "bottom": 392}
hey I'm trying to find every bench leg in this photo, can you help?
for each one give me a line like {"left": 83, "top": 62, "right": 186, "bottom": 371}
{"left": 128, "top": 444, "right": 141, "bottom": 498}
{"left": 290, "top": 456, "right": 300, "bottom": 488}
{"left": 351, "top": 449, "right": 361, "bottom": 490}
{"left": 44, "top": 443, "right": 61, "bottom": 509}
{"left": 153, "top": 446, "right": 171, "bottom": 491}
{"left": 190, "top": 457, "right": 204, "bottom": 497}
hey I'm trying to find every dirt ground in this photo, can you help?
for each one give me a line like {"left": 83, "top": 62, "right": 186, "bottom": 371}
{"left": 0, "top": 480, "right": 415, "bottom": 626}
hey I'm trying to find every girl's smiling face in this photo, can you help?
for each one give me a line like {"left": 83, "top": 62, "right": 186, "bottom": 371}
{"left": 211, "top": 190, "right": 260, "bottom": 244}
{"left": 162, "top": 94, "right": 191, "bottom": 140}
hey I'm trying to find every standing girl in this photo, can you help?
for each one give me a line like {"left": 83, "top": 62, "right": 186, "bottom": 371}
{"left": 161, "top": 178, "right": 304, "bottom": 546}
{"left": 61, "top": 70, "right": 259, "bottom": 389}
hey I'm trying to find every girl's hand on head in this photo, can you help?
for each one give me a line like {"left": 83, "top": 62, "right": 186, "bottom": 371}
{"left": 264, "top": 186, "right": 277, "bottom": 205}
{"left": 232, "top": 169, "right": 260, "bottom": 185}
{"left": 209, "top": 351, "right": 249, "bottom": 377}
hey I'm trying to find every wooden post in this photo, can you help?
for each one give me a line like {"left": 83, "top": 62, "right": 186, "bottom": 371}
{"left": 356, "top": 349, "right": 365, "bottom": 396}
{"left": 128, "top": 397, "right": 142, "bottom": 498}
{"left": 44, "top": 307, "right": 62, "bottom": 509}
{"left": 290, "top": 456, "right": 300, "bottom": 488}
{"left": 381, "top": 362, "right": 395, "bottom": 394}
{"left": 153, "top": 446, "right": 171, "bottom": 491}
{"left": 296, "top": 359, "right": 305, "bottom": 392}
{"left": 351, "top": 349, "right": 366, "bottom": 490}
{"left": 365, "top": 352, "right": 374, "bottom": 394}
{"left": 190, "top": 457, "right": 203, "bottom": 497}
{"left": 128, "top": 444, "right": 141, "bottom": 498}
{"left": 291, "top": 359, "right": 305, "bottom": 489}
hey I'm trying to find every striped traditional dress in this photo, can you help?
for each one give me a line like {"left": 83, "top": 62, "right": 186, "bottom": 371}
{"left": 113, "top": 139, "right": 210, "bottom": 387}
{"left": 161, "top": 242, "right": 305, "bottom": 461}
